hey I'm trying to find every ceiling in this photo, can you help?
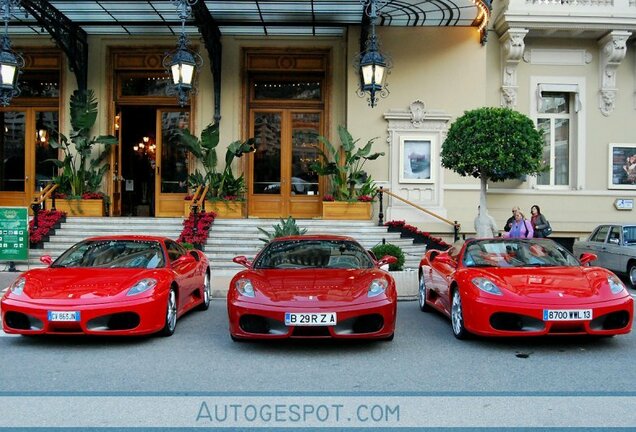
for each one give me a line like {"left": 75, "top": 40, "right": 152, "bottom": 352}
{"left": 9, "top": 0, "right": 490, "bottom": 37}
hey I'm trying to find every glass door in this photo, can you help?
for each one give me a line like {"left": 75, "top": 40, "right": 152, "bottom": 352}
{"left": 248, "top": 109, "right": 322, "bottom": 218}
{"left": 0, "top": 109, "right": 58, "bottom": 209}
{"left": 155, "top": 109, "right": 190, "bottom": 217}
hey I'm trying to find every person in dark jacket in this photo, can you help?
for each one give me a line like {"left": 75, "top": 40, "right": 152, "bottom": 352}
{"left": 503, "top": 206, "right": 520, "bottom": 232}
{"left": 530, "top": 205, "right": 550, "bottom": 238}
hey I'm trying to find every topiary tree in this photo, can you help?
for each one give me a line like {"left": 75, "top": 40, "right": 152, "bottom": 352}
{"left": 370, "top": 243, "right": 405, "bottom": 271}
{"left": 441, "top": 107, "right": 544, "bottom": 238}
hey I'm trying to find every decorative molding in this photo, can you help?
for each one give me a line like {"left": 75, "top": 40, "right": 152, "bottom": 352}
{"left": 499, "top": 28, "right": 528, "bottom": 108}
{"left": 523, "top": 49, "right": 592, "bottom": 66}
{"left": 598, "top": 30, "right": 631, "bottom": 116}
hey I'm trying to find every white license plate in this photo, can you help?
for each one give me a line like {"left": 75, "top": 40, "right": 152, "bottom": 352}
{"left": 48, "top": 311, "right": 80, "bottom": 322}
{"left": 285, "top": 312, "right": 336, "bottom": 326}
{"left": 543, "top": 309, "right": 592, "bottom": 321}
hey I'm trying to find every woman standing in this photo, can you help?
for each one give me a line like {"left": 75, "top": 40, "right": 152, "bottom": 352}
{"left": 530, "top": 205, "right": 550, "bottom": 238}
{"left": 504, "top": 211, "right": 534, "bottom": 239}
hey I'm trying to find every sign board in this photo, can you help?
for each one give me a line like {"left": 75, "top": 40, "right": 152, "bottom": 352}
{"left": 614, "top": 199, "right": 634, "bottom": 211}
{"left": 0, "top": 207, "right": 29, "bottom": 262}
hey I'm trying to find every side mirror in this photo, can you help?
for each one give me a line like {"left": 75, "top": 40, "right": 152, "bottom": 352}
{"left": 377, "top": 255, "right": 397, "bottom": 268}
{"left": 233, "top": 255, "right": 252, "bottom": 269}
{"left": 40, "top": 255, "right": 53, "bottom": 266}
{"left": 434, "top": 254, "right": 457, "bottom": 267}
{"left": 579, "top": 253, "right": 597, "bottom": 265}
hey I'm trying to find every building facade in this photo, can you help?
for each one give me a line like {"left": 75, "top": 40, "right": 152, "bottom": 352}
{"left": 0, "top": 0, "right": 634, "bottom": 244}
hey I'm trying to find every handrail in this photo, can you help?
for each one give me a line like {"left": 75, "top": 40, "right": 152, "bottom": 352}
{"left": 378, "top": 187, "right": 461, "bottom": 241}
{"left": 194, "top": 185, "right": 209, "bottom": 211}
{"left": 31, "top": 183, "right": 58, "bottom": 205}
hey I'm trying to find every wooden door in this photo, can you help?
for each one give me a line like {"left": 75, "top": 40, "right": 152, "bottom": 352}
{"left": 0, "top": 109, "right": 58, "bottom": 209}
{"left": 248, "top": 109, "right": 322, "bottom": 218}
{"left": 154, "top": 109, "right": 190, "bottom": 217}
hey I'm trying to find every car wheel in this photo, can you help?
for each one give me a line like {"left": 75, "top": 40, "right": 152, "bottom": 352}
{"left": 450, "top": 289, "right": 469, "bottom": 340}
{"left": 628, "top": 262, "right": 636, "bottom": 287}
{"left": 418, "top": 274, "right": 431, "bottom": 312}
{"left": 197, "top": 271, "right": 211, "bottom": 311}
{"left": 160, "top": 288, "right": 177, "bottom": 337}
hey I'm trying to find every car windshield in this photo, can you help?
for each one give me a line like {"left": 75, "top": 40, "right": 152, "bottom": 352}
{"left": 52, "top": 240, "right": 166, "bottom": 269}
{"left": 462, "top": 239, "right": 580, "bottom": 268}
{"left": 623, "top": 226, "right": 636, "bottom": 245}
{"left": 253, "top": 239, "right": 375, "bottom": 270}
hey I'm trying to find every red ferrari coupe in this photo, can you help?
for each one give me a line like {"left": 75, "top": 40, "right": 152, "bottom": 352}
{"left": 418, "top": 238, "right": 633, "bottom": 339}
{"left": 1, "top": 236, "right": 210, "bottom": 337}
{"left": 227, "top": 235, "right": 397, "bottom": 341}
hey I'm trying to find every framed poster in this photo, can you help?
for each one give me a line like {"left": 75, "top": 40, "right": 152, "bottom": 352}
{"left": 608, "top": 143, "right": 636, "bottom": 189}
{"left": 399, "top": 137, "right": 433, "bottom": 183}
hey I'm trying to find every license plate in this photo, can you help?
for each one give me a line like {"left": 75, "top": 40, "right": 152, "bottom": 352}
{"left": 48, "top": 311, "right": 80, "bottom": 322}
{"left": 543, "top": 309, "right": 592, "bottom": 321}
{"left": 285, "top": 312, "right": 336, "bottom": 326}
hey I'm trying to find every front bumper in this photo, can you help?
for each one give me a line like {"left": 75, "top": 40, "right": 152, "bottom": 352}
{"left": 228, "top": 298, "right": 396, "bottom": 340}
{"left": 1, "top": 294, "right": 167, "bottom": 336}
{"left": 463, "top": 294, "right": 633, "bottom": 337}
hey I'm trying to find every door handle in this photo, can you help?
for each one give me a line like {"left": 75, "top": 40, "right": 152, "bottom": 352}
{"left": 25, "top": 176, "right": 29, "bottom": 180}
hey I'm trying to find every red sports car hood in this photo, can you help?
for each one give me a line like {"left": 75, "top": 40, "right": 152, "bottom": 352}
{"left": 475, "top": 267, "right": 608, "bottom": 300}
{"left": 16, "top": 268, "right": 161, "bottom": 304}
{"left": 246, "top": 269, "right": 386, "bottom": 305}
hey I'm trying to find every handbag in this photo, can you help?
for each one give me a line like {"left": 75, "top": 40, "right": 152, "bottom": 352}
{"left": 542, "top": 224, "right": 552, "bottom": 237}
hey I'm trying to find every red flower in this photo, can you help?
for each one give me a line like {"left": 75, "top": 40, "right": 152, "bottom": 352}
{"left": 323, "top": 194, "right": 335, "bottom": 202}
{"left": 80, "top": 192, "right": 104, "bottom": 200}
{"left": 357, "top": 195, "right": 373, "bottom": 202}
{"left": 29, "top": 210, "right": 66, "bottom": 245}
{"left": 177, "top": 211, "right": 217, "bottom": 246}
{"left": 384, "top": 220, "right": 405, "bottom": 228}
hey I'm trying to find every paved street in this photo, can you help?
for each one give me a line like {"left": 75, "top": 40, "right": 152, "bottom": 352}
{"left": 2, "top": 270, "right": 636, "bottom": 428}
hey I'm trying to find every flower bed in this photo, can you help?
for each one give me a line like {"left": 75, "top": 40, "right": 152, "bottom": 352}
{"left": 29, "top": 210, "right": 66, "bottom": 248}
{"left": 177, "top": 211, "right": 216, "bottom": 248}
{"left": 385, "top": 219, "right": 451, "bottom": 250}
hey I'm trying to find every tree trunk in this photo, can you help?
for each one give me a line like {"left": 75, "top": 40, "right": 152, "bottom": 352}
{"left": 475, "top": 175, "right": 495, "bottom": 238}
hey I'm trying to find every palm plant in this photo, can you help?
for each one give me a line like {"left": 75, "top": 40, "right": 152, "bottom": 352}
{"left": 48, "top": 89, "right": 118, "bottom": 197}
{"left": 178, "top": 123, "right": 254, "bottom": 200}
{"left": 311, "top": 125, "right": 384, "bottom": 201}
{"left": 258, "top": 217, "right": 307, "bottom": 243}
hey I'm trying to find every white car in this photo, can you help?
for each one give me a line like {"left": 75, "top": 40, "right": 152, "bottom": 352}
{"left": 573, "top": 224, "right": 636, "bottom": 287}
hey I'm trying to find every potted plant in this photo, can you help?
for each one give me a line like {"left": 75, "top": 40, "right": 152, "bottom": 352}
{"left": 257, "top": 216, "right": 307, "bottom": 243}
{"left": 47, "top": 89, "right": 118, "bottom": 216}
{"left": 178, "top": 123, "right": 254, "bottom": 218}
{"left": 311, "top": 125, "right": 384, "bottom": 219}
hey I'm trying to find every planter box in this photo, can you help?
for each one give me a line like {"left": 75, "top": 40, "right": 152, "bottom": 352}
{"left": 322, "top": 201, "right": 371, "bottom": 220}
{"left": 184, "top": 200, "right": 245, "bottom": 218}
{"left": 51, "top": 199, "right": 104, "bottom": 217}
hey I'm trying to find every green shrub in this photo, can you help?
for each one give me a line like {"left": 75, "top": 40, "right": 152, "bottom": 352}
{"left": 258, "top": 216, "right": 307, "bottom": 243}
{"left": 371, "top": 243, "right": 404, "bottom": 271}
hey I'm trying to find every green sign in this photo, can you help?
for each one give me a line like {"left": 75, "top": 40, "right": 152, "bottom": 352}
{"left": 0, "top": 207, "right": 29, "bottom": 262}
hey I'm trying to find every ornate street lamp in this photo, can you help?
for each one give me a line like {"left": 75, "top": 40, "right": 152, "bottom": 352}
{"left": 357, "top": 0, "right": 390, "bottom": 108}
{"left": 163, "top": 0, "right": 203, "bottom": 107}
{"left": 0, "top": 0, "right": 23, "bottom": 107}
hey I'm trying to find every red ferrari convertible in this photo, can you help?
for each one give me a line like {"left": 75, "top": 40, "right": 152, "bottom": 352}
{"left": 227, "top": 235, "right": 397, "bottom": 341}
{"left": 418, "top": 238, "right": 633, "bottom": 339}
{"left": 1, "top": 236, "right": 211, "bottom": 337}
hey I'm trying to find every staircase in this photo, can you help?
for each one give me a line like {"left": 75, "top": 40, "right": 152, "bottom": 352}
{"left": 22, "top": 217, "right": 428, "bottom": 272}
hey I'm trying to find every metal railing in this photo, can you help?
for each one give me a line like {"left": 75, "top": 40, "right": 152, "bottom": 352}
{"left": 30, "top": 183, "right": 59, "bottom": 230}
{"left": 377, "top": 186, "right": 461, "bottom": 242}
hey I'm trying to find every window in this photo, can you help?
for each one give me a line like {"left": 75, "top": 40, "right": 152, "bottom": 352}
{"left": 531, "top": 78, "right": 585, "bottom": 190}
{"left": 537, "top": 92, "right": 571, "bottom": 186}
{"left": 590, "top": 226, "right": 609, "bottom": 243}
{"left": 165, "top": 240, "right": 185, "bottom": 262}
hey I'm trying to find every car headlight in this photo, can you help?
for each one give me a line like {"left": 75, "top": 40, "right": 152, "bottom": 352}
{"left": 472, "top": 277, "right": 503, "bottom": 296}
{"left": 9, "top": 277, "right": 26, "bottom": 296}
{"left": 126, "top": 278, "right": 157, "bottom": 296}
{"left": 607, "top": 275, "right": 626, "bottom": 295}
{"left": 368, "top": 279, "right": 388, "bottom": 297}
{"left": 236, "top": 279, "right": 255, "bottom": 297}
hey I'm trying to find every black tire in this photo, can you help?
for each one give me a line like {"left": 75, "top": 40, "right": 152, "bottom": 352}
{"left": 450, "top": 289, "right": 469, "bottom": 340}
{"left": 197, "top": 271, "right": 211, "bottom": 311}
{"left": 160, "top": 287, "right": 177, "bottom": 337}
{"left": 628, "top": 262, "right": 636, "bottom": 288}
{"left": 418, "top": 273, "right": 431, "bottom": 312}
